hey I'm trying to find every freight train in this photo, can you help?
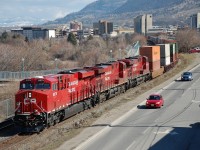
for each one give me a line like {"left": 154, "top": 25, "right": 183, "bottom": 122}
{"left": 14, "top": 44, "right": 178, "bottom": 132}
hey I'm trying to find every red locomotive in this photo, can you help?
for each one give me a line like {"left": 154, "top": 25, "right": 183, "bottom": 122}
{"left": 14, "top": 45, "right": 178, "bottom": 132}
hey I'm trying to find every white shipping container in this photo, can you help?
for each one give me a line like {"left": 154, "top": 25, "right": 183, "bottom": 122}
{"left": 158, "top": 44, "right": 170, "bottom": 58}
{"left": 161, "top": 56, "right": 171, "bottom": 66}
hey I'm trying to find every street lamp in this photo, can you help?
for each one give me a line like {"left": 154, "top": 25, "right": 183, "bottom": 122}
{"left": 110, "top": 50, "right": 112, "bottom": 61}
{"left": 21, "top": 57, "right": 25, "bottom": 72}
{"left": 21, "top": 57, "right": 25, "bottom": 78}
{"left": 55, "top": 58, "right": 58, "bottom": 70}
{"left": 119, "top": 48, "right": 121, "bottom": 59}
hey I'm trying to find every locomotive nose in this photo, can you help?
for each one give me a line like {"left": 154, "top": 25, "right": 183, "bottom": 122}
{"left": 15, "top": 90, "right": 45, "bottom": 115}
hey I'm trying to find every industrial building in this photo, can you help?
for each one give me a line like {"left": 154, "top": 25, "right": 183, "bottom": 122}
{"left": 11, "top": 27, "right": 55, "bottom": 41}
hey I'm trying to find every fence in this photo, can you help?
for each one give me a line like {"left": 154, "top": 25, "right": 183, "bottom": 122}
{"left": 0, "top": 99, "right": 14, "bottom": 122}
{"left": 0, "top": 69, "right": 61, "bottom": 81}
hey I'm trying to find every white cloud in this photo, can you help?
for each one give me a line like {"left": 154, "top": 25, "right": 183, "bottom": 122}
{"left": 0, "top": 0, "right": 96, "bottom": 25}
{"left": 54, "top": 10, "right": 68, "bottom": 19}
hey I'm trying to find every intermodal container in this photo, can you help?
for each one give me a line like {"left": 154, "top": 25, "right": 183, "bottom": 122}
{"left": 140, "top": 46, "right": 160, "bottom": 62}
{"left": 170, "top": 54, "right": 176, "bottom": 63}
{"left": 174, "top": 42, "right": 178, "bottom": 54}
{"left": 157, "top": 44, "right": 170, "bottom": 58}
{"left": 161, "top": 56, "right": 171, "bottom": 66}
{"left": 149, "top": 60, "right": 160, "bottom": 71}
{"left": 170, "top": 44, "right": 175, "bottom": 55}
{"left": 175, "top": 43, "right": 179, "bottom": 62}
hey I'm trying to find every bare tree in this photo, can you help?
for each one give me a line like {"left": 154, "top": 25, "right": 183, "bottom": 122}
{"left": 0, "top": 32, "right": 148, "bottom": 72}
{"left": 175, "top": 29, "right": 200, "bottom": 53}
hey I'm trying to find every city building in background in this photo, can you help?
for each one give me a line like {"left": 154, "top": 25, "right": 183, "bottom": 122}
{"left": 70, "top": 21, "right": 82, "bottom": 31}
{"left": 190, "top": 13, "right": 200, "bottom": 30}
{"left": 77, "top": 28, "right": 94, "bottom": 39}
{"left": 55, "top": 25, "right": 69, "bottom": 37}
{"left": 11, "top": 27, "right": 56, "bottom": 41}
{"left": 134, "top": 14, "right": 152, "bottom": 35}
{"left": 93, "top": 20, "right": 113, "bottom": 36}
{"left": 115, "top": 27, "right": 134, "bottom": 35}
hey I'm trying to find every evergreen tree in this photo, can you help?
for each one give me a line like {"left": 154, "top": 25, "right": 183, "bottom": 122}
{"left": 87, "top": 35, "right": 93, "bottom": 40}
{"left": 0, "top": 31, "right": 9, "bottom": 42}
{"left": 67, "top": 33, "right": 77, "bottom": 45}
{"left": 25, "top": 37, "right": 29, "bottom": 42}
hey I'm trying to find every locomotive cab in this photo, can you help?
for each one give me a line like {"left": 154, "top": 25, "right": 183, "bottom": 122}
{"left": 14, "top": 78, "right": 52, "bottom": 132}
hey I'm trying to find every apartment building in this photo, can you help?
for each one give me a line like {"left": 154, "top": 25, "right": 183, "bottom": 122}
{"left": 190, "top": 13, "right": 200, "bottom": 30}
{"left": 134, "top": 14, "right": 152, "bottom": 35}
{"left": 93, "top": 20, "right": 113, "bottom": 35}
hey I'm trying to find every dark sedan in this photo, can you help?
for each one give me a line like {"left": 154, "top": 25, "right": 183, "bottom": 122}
{"left": 181, "top": 72, "right": 193, "bottom": 81}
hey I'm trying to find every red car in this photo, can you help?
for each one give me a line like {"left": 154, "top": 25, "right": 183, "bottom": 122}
{"left": 146, "top": 94, "right": 164, "bottom": 108}
{"left": 189, "top": 47, "right": 200, "bottom": 53}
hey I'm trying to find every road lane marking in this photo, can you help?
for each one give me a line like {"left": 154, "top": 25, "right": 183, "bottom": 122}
{"left": 126, "top": 141, "right": 136, "bottom": 150}
{"left": 154, "top": 129, "right": 178, "bottom": 135}
{"left": 143, "top": 127, "right": 150, "bottom": 134}
{"left": 192, "top": 100, "right": 200, "bottom": 103}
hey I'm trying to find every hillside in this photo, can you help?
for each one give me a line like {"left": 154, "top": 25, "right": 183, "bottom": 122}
{"left": 46, "top": 0, "right": 200, "bottom": 26}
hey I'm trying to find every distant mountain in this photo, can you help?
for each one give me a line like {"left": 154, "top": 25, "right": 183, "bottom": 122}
{"left": 47, "top": 0, "right": 127, "bottom": 25}
{"left": 114, "top": 0, "right": 183, "bottom": 13}
{"left": 0, "top": 17, "right": 48, "bottom": 27}
{"left": 81, "top": 0, "right": 127, "bottom": 13}
{"left": 46, "top": 0, "right": 200, "bottom": 26}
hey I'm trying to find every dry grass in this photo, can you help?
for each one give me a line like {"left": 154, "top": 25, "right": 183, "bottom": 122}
{"left": 0, "top": 82, "right": 18, "bottom": 121}
{"left": 0, "top": 82, "right": 19, "bottom": 101}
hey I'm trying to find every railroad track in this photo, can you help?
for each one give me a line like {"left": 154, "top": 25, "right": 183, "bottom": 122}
{"left": 0, "top": 117, "right": 14, "bottom": 131}
{"left": 0, "top": 118, "right": 37, "bottom": 150}
{"left": 0, "top": 117, "right": 17, "bottom": 144}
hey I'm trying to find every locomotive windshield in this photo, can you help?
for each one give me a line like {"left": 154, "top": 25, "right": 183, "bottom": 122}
{"left": 35, "top": 83, "right": 50, "bottom": 89}
{"left": 20, "top": 82, "right": 50, "bottom": 90}
{"left": 20, "top": 82, "right": 34, "bottom": 90}
{"left": 35, "top": 79, "right": 51, "bottom": 90}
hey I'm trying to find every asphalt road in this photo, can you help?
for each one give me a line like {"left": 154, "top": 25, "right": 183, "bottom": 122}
{"left": 75, "top": 65, "right": 200, "bottom": 150}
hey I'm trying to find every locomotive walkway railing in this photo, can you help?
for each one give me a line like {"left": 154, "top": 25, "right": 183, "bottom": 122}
{"left": 0, "top": 69, "right": 61, "bottom": 81}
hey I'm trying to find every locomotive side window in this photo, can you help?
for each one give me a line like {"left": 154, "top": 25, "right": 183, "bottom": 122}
{"left": 52, "top": 83, "right": 58, "bottom": 90}
{"left": 20, "top": 82, "right": 34, "bottom": 90}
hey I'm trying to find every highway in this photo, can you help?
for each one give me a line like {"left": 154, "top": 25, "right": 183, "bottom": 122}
{"left": 75, "top": 65, "right": 200, "bottom": 150}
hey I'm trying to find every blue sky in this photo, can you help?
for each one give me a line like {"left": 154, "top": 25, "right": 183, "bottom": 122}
{"left": 0, "top": 0, "right": 96, "bottom": 21}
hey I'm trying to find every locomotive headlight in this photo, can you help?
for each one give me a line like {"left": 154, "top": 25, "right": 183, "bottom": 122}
{"left": 28, "top": 92, "right": 32, "bottom": 98}
{"left": 16, "top": 102, "right": 20, "bottom": 106}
